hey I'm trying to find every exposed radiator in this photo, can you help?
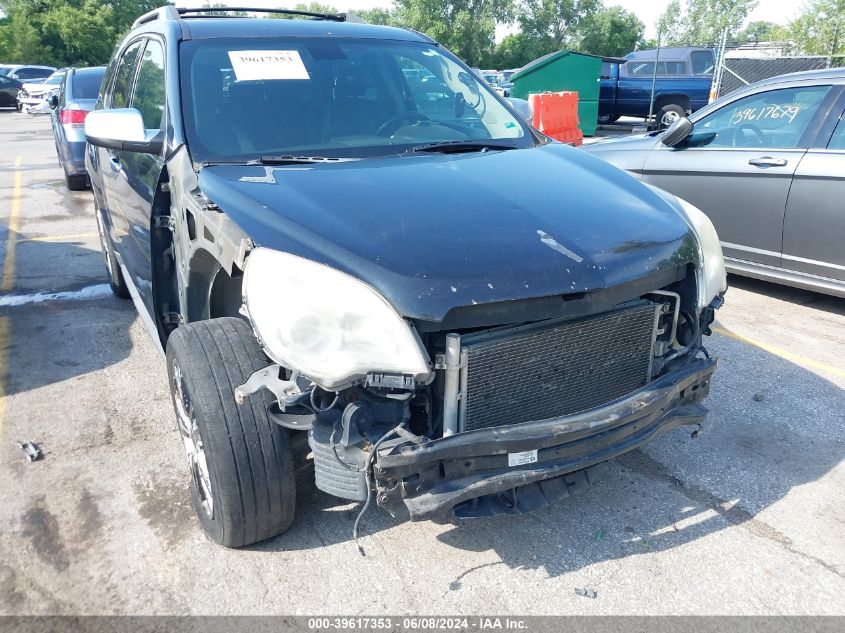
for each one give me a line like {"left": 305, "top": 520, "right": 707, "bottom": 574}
{"left": 456, "top": 302, "right": 659, "bottom": 431}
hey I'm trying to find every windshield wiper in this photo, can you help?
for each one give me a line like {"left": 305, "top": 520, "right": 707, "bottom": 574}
{"left": 408, "top": 140, "right": 519, "bottom": 154}
{"left": 258, "top": 155, "right": 360, "bottom": 165}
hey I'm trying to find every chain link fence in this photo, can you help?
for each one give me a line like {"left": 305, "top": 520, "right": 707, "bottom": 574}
{"left": 711, "top": 39, "right": 845, "bottom": 99}
{"left": 716, "top": 55, "right": 833, "bottom": 96}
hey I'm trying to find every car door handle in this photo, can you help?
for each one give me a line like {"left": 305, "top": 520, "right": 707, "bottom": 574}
{"left": 748, "top": 157, "right": 787, "bottom": 167}
{"left": 108, "top": 155, "right": 121, "bottom": 172}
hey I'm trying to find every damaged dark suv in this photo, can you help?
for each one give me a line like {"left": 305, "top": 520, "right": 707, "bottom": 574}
{"left": 85, "top": 7, "right": 727, "bottom": 547}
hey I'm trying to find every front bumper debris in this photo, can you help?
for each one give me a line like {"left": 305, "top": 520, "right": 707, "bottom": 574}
{"left": 373, "top": 357, "right": 717, "bottom": 520}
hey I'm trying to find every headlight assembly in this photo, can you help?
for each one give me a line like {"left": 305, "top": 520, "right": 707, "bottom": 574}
{"left": 675, "top": 196, "right": 728, "bottom": 310}
{"left": 242, "top": 248, "right": 431, "bottom": 391}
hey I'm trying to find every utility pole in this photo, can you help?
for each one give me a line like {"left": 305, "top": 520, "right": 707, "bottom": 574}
{"left": 647, "top": 28, "right": 661, "bottom": 125}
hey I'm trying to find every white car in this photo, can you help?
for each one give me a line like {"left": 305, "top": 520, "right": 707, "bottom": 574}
{"left": 17, "top": 69, "right": 65, "bottom": 112}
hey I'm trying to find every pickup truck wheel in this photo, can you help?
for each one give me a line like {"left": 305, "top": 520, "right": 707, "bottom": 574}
{"left": 656, "top": 104, "right": 686, "bottom": 129}
{"left": 165, "top": 317, "right": 297, "bottom": 548}
{"left": 94, "top": 206, "right": 129, "bottom": 299}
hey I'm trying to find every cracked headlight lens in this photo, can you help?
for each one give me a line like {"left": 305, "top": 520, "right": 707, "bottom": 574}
{"left": 243, "top": 248, "right": 431, "bottom": 391}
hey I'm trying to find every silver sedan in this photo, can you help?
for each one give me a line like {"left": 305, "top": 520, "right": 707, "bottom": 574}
{"left": 584, "top": 68, "right": 845, "bottom": 298}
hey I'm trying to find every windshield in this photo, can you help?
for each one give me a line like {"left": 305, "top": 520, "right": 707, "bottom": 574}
{"left": 0, "top": 66, "right": 12, "bottom": 76}
{"left": 180, "top": 37, "right": 534, "bottom": 162}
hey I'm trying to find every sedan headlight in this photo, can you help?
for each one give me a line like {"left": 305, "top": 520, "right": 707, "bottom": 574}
{"left": 676, "top": 196, "right": 727, "bottom": 309}
{"left": 243, "top": 248, "right": 431, "bottom": 391}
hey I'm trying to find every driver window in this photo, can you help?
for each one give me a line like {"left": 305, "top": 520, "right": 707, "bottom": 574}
{"left": 109, "top": 41, "right": 144, "bottom": 109}
{"left": 690, "top": 85, "right": 831, "bottom": 149}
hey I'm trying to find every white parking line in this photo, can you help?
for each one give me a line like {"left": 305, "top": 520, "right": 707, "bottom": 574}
{"left": 0, "top": 283, "right": 113, "bottom": 307}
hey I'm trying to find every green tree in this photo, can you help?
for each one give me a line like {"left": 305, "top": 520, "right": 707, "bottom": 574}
{"left": 354, "top": 7, "right": 401, "bottom": 25}
{"left": 785, "top": 0, "right": 844, "bottom": 55}
{"left": 736, "top": 20, "right": 782, "bottom": 43}
{"left": 0, "top": 0, "right": 166, "bottom": 66}
{"left": 395, "top": 0, "right": 514, "bottom": 66}
{"left": 517, "top": 0, "right": 600, "bottom": 52}
{"left": 655, "top": 0, "right": 683, "bottom": 45}
{"left": 684, "top": 0, "right": 758, "bottom": 45}
{"left": 577, "top": 5, "right": 644, "bottom": 56}
{"left": 483, "top": 31, "right": 548, "bottom": 68}
{"left": 656, "top": 0, "right": 758, "bottom": 46}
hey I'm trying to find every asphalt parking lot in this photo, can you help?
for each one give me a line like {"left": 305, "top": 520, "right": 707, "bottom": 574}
{"left": 0, "top": 111, "right": 843, "bottom": 616}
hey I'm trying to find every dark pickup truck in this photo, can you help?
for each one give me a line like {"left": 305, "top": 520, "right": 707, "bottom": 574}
{"left": 599, "top": 46, "right": 715, "bottom": 128}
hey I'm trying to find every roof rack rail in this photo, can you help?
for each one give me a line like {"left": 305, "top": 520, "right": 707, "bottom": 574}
{"left": 179, "top": 7, "right": 349, "bottom": 22}
{"left": 131, "top": 5, "right": 360, "bottom": 28}
{"left": 132, "top": 5, "right": 180, "bottom": 28}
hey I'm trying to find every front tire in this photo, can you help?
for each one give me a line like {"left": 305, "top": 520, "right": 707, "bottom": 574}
{"left": 166, "top": 317, "right": 297, "bottom": 548}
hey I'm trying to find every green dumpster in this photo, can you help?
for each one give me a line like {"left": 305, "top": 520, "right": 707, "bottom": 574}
{"left": 509, "top": 50, "right": 602, "bottom": 136}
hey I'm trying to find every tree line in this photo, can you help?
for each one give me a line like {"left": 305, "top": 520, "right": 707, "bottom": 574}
{"left": 0, "top": 0, "right": 842, "bottom": 70}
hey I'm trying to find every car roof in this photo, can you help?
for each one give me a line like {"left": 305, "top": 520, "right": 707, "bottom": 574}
{"left": 748, "top": 67, "right": 845, "bottom": 88}
{"left": 625, "top": 47, "right": 711, "bottom": 61}
{"left": 70, "top": 66, "right": 106, "bottom": 76}
{"left": 171, "top": 17, "right": 432, "bottom": 43}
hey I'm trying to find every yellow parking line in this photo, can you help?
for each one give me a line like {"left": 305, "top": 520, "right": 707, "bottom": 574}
{"left": 1, "top": 156, "right": 22, "bottom": 292}
{"left": 713, "top": 326, "right": 845, "bottom": 380}
{"left": 19, "top": 232, "right": 98, "bottom": 243}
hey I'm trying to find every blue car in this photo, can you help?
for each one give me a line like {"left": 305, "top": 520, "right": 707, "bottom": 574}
{"left": 599, "top": 47, "right": 715, "bottom": 127}
{"left": 50, "top": 66, "right": 106, "bottom": 190}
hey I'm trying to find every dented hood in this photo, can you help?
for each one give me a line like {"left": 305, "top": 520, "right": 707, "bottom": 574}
{"left": 198, "top": 143, "right": 696, "bottom": 322}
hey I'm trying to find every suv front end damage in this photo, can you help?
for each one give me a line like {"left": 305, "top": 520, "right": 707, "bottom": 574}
{"left": 373, "top": 356, "right": 715, "bottom": 520}
{"left": 240, "top": 265, "right": 723, "bottom": 522}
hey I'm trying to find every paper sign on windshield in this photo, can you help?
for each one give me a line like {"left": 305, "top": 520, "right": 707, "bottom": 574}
{"left": 227, "top": 50, "right": 310, "bottom": 81}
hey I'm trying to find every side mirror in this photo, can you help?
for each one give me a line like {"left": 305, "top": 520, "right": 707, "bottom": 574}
{"left": 661, "top": 116, "right": 693, "bottom": 148}
{"left": 48, "top": 94, "right": 58, "bottom": 109}
{"left": 85, "top": 108, "right": 162, "bottom": 154}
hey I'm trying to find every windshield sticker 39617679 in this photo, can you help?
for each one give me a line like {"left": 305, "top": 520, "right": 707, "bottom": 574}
{"left": 227, "top": 50, "right": 310, "bottom": 81}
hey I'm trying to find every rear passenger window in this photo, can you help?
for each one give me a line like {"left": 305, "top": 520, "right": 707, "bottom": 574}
{"left": 16, "top": 68, "right": 52, "bottom": 80}
{"left": 132, "top": 40, "right": 166, "bottom": 131}
{"left": 829, "top": 114, "right": 845, "bottom": 150}
{"left": 110, "top": 41, "right": 143, "bottom": 108}
{"left": 627, "top": 61, "right": 685, "bottom": 77}
{"left": 691, "top": 51, "right": 714, "bottom": 76}
{"left": 664, "top": 62, "right": 687, "bottom": 75}
{"left": 627, "top": 61, "right": 656, "bottom": 76}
